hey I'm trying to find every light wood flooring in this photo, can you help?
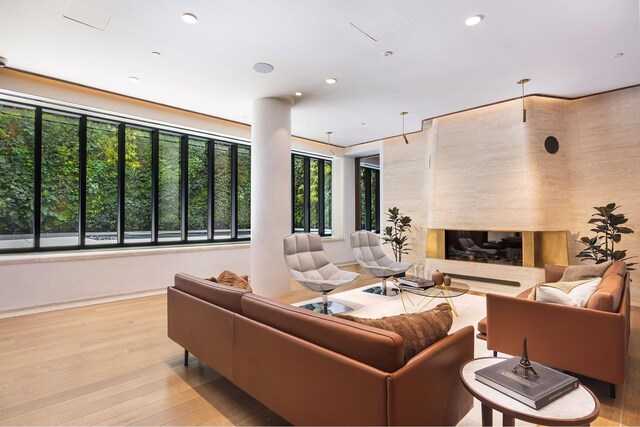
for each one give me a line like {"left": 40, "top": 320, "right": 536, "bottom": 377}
{"left": 0, "top": 266, "right": 638, "bottom": 426}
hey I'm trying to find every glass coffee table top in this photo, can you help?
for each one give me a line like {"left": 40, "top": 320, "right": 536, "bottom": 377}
{"left": 394, "top": 279, "right": 469, "bottom": 316}
{"left": 397, "top": 281, "right": 469, "bottom": 298}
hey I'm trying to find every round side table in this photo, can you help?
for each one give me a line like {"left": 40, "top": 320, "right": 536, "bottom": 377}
{"left": 460, "top": 357, "right": 600, "bottom": 426}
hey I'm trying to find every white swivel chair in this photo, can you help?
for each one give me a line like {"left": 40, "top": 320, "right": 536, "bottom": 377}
{"left": 283, "top": 233, "right": 360, "bottom": 314}
{"left": 350, "top": 230, "right": 412, "bottom": 296}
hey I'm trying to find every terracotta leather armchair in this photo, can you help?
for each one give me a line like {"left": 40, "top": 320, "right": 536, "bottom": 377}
{"left": 477, "top": 262, "right": 630, "bottom": 398}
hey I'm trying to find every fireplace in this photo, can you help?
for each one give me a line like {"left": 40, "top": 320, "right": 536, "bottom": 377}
{"left": 426, "top": 229, "right": 569, "bottom": 268}
{"left": 445, "top": 230, "right": 523, "bottom": 266}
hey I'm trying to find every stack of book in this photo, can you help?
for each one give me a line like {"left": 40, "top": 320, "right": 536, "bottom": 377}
{"left": 397, "top": 277, "right": 434, "bottom": 288}
{"left": 475, "top": 357, "right": 579, "bottom": 410}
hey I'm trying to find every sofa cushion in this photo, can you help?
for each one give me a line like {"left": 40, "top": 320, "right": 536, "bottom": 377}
{"left": 545, "top": 264, "right": 567, "bottom": 283}
{"left": 560, "top": 261, "right": 612, "bottom": 282}
{"left": 477, "top": 317, "right": 487, "bottom": 335}
{"left": 586, "top": 262, "right": 627, "bottom": 312}
{"left": 335, "top": 303, "right": 453, "bottom": 363}
{"left": 210, "top": 270, "right": 252, "bottom": 292}
{"left": 241, "top": 293, "right": 405, "bottom": 372}
{"left": 535, "top": 278, "right": 602, "bottom": 308}
{"left": 174, "top": 273, "right": 248, "bottom": 314}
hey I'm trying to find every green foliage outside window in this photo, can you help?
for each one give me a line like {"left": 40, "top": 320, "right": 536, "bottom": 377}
{"left": 0, "top": 105, "right": 34, "bottom": 248}
{"left": 291, "top": 154, "right": 332, "bottom": 235}
{"left": 0, "top": 101, "right": 251, "bottom": 250}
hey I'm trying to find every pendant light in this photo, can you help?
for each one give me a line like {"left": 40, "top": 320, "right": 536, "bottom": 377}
{"left": 326, "top": 131, "right": 336, "bottom": 157}
{"left": 517, "top": 78, "right": 530, "bottom": 123}
{"left": 400, "top": 111, "right": 409, "bottom": 144}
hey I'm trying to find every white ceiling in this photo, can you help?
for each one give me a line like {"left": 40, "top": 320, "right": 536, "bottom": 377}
{"left": 1, "top": 0, "right": 639, "bottom": 146}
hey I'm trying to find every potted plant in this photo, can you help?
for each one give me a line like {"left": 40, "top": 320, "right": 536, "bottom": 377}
{"left": 382, "top": 207, "right": 412, "bottom": 262}
{"left": 576, "top": 203, "right": 635, "bottom": 270}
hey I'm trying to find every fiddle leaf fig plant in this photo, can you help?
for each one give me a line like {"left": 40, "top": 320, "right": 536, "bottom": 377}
{"left": 382, "top": 207, "right": 412, "bottom": 262}
{"left": 576, "top": 203, "right": 636, "bottom": 270}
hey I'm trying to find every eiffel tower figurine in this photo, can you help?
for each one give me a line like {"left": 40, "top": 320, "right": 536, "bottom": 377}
{"left": 512, "top": 337, "right": 539, "bottom": 379}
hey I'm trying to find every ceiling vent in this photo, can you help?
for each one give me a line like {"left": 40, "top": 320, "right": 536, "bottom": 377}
{"left": 63, "top": 1, "right": 111, "bottom": 31}
{"left": 350, "top": 5, "right": 411, "bottom": 41}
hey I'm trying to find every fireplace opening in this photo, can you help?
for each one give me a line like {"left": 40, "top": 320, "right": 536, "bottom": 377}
{"left": 445, "top": 230, "right": 523, "bottom": 266}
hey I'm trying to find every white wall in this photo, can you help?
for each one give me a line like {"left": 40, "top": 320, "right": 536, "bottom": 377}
{"left": 0, "top": 237, "right": 354, "bottom": 317}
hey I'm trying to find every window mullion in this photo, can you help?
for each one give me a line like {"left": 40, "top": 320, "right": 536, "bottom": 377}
{"left": 180, "top": 135, "right": 189, "bottom": 242}
{"left": 291, "top": 154, "right": 295, "bottom": 233}
{"left": 374, "top": 169, "right": 381, "bottom": 233}
{"left": 117, "top": 123, "right": 126, "bottom": 245}
{"left": 207, "top": 140, "right": 215, "bottom": 240}
{"left": 230, "top": 144, "right": 238, "bottom": 240}
{"left": 365, "top": 168, "right": 372, "bottom": 231}
{"left": 78, "top": 116, "right": 87, "bottom": 247}
{"left": 33, "top": 107, "right": 42, "bottom": 250}
{"left": 318, "top": 159, "right": 325, "bottom": 236}
{"left": 151, "top": 130, "right": 159, "bottom": 243}
{"left": 303, "top": 157, "right": 310, "bottom": 233}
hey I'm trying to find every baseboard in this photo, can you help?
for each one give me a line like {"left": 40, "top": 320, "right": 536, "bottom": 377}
{"left": 0, "top": 288, "right": 167, "bottom": 319}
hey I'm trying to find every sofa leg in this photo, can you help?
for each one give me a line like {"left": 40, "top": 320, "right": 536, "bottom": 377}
{"left": 493, "top": 350, "right": 497, "bottom": 357}
{"left": 184, "top": 349, "right": 189, "bottom": 367}
{"left": 609, "top": 383, "right": 616, "bottom": 399}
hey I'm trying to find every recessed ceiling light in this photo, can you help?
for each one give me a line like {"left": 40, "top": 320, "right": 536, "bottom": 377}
{"left": 361, "top": 122, "right": 366, "bottom": 125}
{"left": 326, "top": 77, "right": 337, "bottom": 84}
{"left": 182, "top": 13, "right": 198, "bottom": 24}
{"left": 381, "top": 51, "right": 394, "bottom": 57}
{"left": 612, "top": 52, "right": 624, "bottom": 58}
{"left": 151, "top": 51, "right": 161, "bottom": 56}
{"left": 465, "top": 15, "right": 484, "bottom": 26}
{"left": 295, "top": 91, "right": 303, "bottom": 96}
{"left": 128, "top": 76, "right": 139, "bottom": 82}
{"left": 253, "top": 62, "right": 274, "bottom": 73}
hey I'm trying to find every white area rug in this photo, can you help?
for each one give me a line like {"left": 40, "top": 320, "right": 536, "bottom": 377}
{"left": 294, "top": 283, "right": 535, "bottom": 426}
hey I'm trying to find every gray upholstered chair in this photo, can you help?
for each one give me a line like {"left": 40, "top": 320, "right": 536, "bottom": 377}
{"left": 350, "top": 230, "right": 412, "bottom": 295}
{"left": 283, "top": 233, "right": 360, "bottom": 314}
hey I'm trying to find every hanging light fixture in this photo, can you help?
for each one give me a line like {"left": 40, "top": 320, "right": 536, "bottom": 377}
{"left": 326, "top": 131, "right": 336, "bottom": 157}
{"left": 517, "top": 78, "right": 530, "bottom": 123}
{"left": 400, "top": 111, "right": 409, "bottom": 144}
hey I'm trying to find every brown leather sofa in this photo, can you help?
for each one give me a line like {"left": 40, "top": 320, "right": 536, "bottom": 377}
{"left": 477, "top": 262, "right": 630, "bottom": 397}
{"left": 168, "top": 273, "right": 474, "bottom": 426}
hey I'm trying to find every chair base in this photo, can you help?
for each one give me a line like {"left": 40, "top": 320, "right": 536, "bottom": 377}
{"left": 299, "top": 301, "right": 353, "bottom": 315}
{"left": 363, "top": 285, "right": 400, "bottom": 297}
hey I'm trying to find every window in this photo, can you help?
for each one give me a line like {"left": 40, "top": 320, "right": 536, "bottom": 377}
{"left": 0, "top": 104, "right": 35, "bottom": 250}
{"left": 124, "top": 127, "right": 153, "bottom": 243}
{"left": 291, "top": 153, "right": 332, "bottom": 236}
{"left": 86, "top": 119, "right": 118, "bottom": 245}
{"left": 187, "top": 138, "right": 208, "bottom": 241}
{"left": 359, "top": 164, "right": 380, "bottom": 233}
{"left": 0, "top": 98, "right": 251, "bottom": 253}
{"left": 41, "top": 111, "right": 81, "bottom": 247}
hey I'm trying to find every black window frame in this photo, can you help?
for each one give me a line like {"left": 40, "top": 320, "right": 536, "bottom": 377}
{"left": 291, "top": 153, "right": 332, "bottom": 236}
{"left": 359, "top": 164, "right": 380, "bottom": 233}
{"left": 0, "top": 97, "right": 251, "bottom": 254}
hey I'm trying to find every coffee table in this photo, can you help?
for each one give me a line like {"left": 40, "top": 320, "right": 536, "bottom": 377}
{"left": 460, "top": 357, "right": 600, "bottom": 426}
{"left": 396, "top": 280, "right": 469, "bottom": 316}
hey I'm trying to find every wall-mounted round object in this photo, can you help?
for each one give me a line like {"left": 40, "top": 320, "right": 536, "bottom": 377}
{"left": 544, "top": 136, "right": 559, "bottom": 154}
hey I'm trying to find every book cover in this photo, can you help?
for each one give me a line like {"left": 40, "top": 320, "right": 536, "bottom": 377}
{"left": 397, "top": 277, "right": 434, "bottom": 288}
{"left": 475, "top": 357, "right": 579, "bottom": 410}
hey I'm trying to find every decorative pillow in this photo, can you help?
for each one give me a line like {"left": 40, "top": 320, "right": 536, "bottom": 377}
{"left": 560, "top": 261, "right": 612, "bottom": 282}
{"left": 535, "top": 277, "right": 602, "bottom": 308}
{"left": 208, "top": 270, "right": 252, "bottom": 292}
{"left": 334, "top": 303, "right": 453, "bottom": 362}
